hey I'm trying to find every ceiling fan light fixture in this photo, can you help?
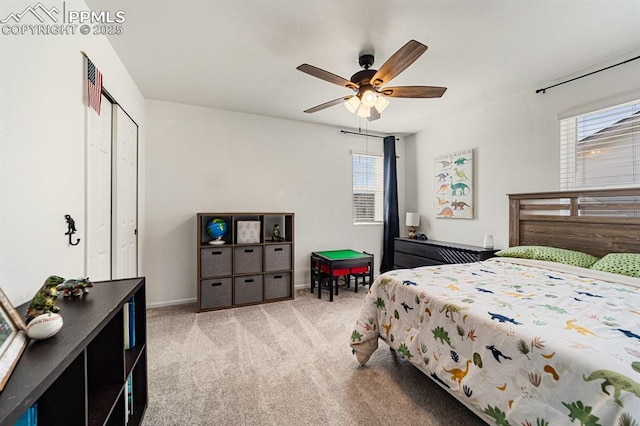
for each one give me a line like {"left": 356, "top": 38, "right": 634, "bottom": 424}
{"left": 344, "top": 96, "right": 361, "bottom": 113}
{"left": 356, "top": 104, "right": 370, "bottom": 118}
{"left": 297, "top": 40, "right": 446, "bottom": 120}
{"left": 374, "top": 95, "right": 390, "bottom": 113}
{"left": 360, "top": 89, "right": 377, "bottom": 108}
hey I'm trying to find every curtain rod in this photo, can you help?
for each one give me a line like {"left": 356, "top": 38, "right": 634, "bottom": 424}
{"left": 340, "top": 130, "right": 399, "bottom": 140}
{"left": 536, "top": 54, "right": 640, "bottom": 94}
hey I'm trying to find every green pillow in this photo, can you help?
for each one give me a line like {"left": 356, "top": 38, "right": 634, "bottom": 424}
{"left": 590, "top": 253, "right": 640, "bottom": 278}
{"left": 496, "top": 246, "right": 600, "bottom": 268}
{"left": 495, "top": 246, "right": 539, "bottom": 260}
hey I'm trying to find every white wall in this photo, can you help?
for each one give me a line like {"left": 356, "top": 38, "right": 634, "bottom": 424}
{"left": 408, "top": 58, "right": 640, "bottom": 250}
{"left": 0, "top": 0, "right": 145, "bottom": 306}
{"left": 144, "top": 100, "right": 405, "bottom": 306}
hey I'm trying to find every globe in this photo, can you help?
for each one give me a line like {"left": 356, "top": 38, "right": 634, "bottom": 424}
{"left": 206, "top": 218, "right": 227, "bottom": 240}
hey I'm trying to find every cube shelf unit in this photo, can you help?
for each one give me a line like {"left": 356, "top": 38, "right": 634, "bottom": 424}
{"left": 197, "top": 212, "right": 295, "bottom": 312}
{"left": 0, "top": 278, "right": 147, "bottom": 426}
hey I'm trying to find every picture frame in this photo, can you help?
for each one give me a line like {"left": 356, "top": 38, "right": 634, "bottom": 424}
{"left": 433, "top": 148, "right": 474, "bottom": 219}
{"left": 0, "top": 287, "right": 28, "bottom": 391}
{"left": 236, "top": 221, "right": 261, "bottom": 244}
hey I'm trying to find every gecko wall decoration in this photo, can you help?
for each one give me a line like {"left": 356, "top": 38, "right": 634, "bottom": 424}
{"left": 65, "top": 214, "right": 80, "bottom": 246}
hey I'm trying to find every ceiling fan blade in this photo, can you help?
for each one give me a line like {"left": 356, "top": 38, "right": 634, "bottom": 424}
{"left": 369, "top": 40, "right": 428, "bottom": 88}
{"left": 380, "top": 86, "right": 447, "bottom": 98}
{"left": 303, "top": 96, "right": 350, "bottom": 114}
{"left": 297, "top": 64, "right": 358, "bottom": 90}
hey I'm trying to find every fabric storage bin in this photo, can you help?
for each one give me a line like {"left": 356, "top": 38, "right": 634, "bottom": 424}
{"left": 237, "top": 221, "right": 261, "bottom": 243}
{"left": 200, "top": 247, "right": 232, "bottom": 277}
{"left": 265, "top": 244, "right": 291, "bottom": 271}
{"left": 200, "top": 278, "right": 233, "bottom": 309}
{"left": 234, "top": 275, "right": 263, "bottom": 304}
{"left": 234, "top": 245, "right": 263, "bottom": 274}
{"left": 265, "top": 272, "right": 291, "bottom": 300}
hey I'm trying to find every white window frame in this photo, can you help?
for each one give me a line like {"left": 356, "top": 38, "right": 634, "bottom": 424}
{"left": 560, "top": 99, "right": 640, "bottom": 190}
{"left": 352, "top": 151, "right": 384, "bottom": 225}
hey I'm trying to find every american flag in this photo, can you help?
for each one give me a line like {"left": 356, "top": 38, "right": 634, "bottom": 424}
{"left": 87, "top": 58, "right": 102, "bottom": 115}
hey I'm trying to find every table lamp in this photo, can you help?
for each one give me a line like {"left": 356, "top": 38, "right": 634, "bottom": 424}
{"left": 405, "top": 212, "right": 420, "bottom": 239}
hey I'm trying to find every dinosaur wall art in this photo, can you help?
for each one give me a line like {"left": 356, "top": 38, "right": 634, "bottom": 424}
{"left": 433, "top": 148, "right": 473, "bottom": 219}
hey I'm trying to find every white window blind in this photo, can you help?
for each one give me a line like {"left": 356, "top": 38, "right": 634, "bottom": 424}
{"left": 352, "top": 152, "right": 383, "bottom": 224}
{"left": 560, "top": 100, "right": 640, "bottom": 189}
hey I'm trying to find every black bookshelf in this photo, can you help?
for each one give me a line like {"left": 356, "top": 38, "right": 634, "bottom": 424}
{"left": 0, "top": 278, "right": 147, "bottom": 426}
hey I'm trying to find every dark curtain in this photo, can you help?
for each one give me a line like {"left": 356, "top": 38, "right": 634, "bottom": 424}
{"left": 380, "top": 135, "right": 399, "bottom": 273}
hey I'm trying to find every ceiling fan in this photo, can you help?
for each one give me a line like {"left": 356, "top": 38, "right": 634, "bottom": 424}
{"left": 297, "top": 40, "right": 447, "bottom": 121}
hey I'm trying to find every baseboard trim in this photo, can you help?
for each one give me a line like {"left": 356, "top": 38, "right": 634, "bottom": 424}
{"left": 147, "top": 297, "right": 196, "bottom": 309}
{"left": 148, "top": 283, "right": 338, "bottom": 308}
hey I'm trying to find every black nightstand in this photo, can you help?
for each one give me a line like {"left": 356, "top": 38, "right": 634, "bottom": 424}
{"left": 393, "top": 238, "right": 498, "bottom": 269}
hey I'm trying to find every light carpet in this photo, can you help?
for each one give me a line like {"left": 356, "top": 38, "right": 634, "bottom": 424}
{"left": 142, "top": 288, "right": 486, "bottom": 425}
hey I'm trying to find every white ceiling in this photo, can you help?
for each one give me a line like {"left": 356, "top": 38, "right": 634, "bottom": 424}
{"left": 86, "top": 0, "right": 640, "bottom": 135}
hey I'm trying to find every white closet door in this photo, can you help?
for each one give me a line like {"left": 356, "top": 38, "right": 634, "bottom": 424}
{"left": 112, "top": 105, "right": 138, "bottom": 279}
{"left": 86, "top": 95, "right": 113, "bottom": 281}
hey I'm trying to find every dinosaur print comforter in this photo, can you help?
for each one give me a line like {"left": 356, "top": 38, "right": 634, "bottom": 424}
{"left": 350, "top": 258, "right": 640, "bottom": 425}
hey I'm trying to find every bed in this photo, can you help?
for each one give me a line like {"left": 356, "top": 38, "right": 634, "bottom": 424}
{"left": 350, "top": 188, "right": 640, "bottom": 425}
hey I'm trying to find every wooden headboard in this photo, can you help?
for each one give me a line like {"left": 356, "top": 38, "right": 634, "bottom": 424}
{"left": 509, "top": 187, "right": 640, "bottom": 257}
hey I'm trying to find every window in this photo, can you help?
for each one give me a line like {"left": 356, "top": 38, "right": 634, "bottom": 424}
{"left": 352, "top": 152, "right": 383, "bottom": 224}
{"left": 560, "top": 100, "right": 640, "bottom": 189}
